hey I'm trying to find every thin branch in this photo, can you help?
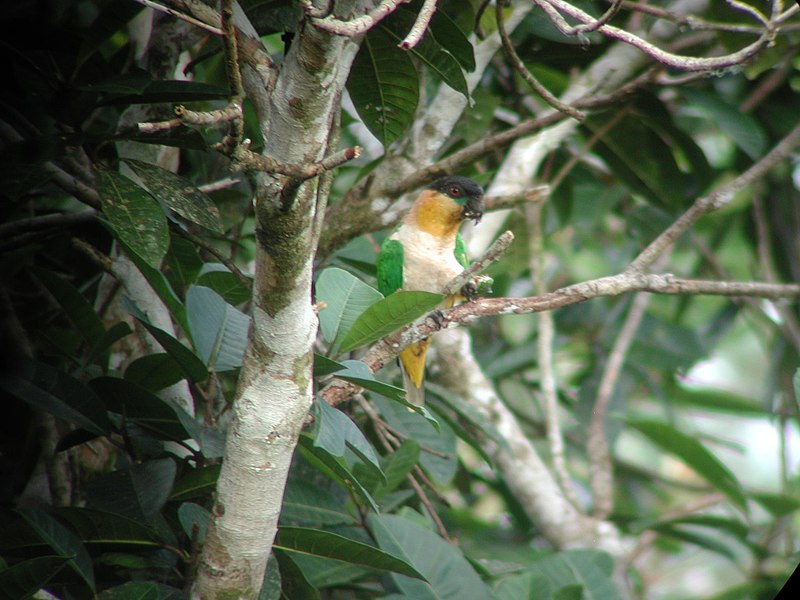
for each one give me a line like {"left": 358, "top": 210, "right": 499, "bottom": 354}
{"left": 227, "top": 141, "right": 362, "bottom": 177}
{"left": 172, "top": 226, "right": 252, "bottom": 291}
{"left": 574, "top": 0, "right": 623, "bottom": 34}
{"left": 442, "top": 230, "right": 515, "bottom": 297}
{"left": 0, "top": 210, "right": 97, "bottom": 240}
{"left": 538, "top": 0, "right": 776, "bottom": 71}
{"left": 528, "top": 199, "right": 583, "bottom": 510}
{"left": 302, "top": 0, "right": 407, "bottom": 36}
{"left": 399, "top": 0, "right": 438, "bottom": 49}
{"left": 220, "top": 0, "right": 245, "bottom": 144}
{"left": 588, "top": 288, "right": 653, "bottom": 519}
{"left": 131, "top": 0, "right": 224, "bottom": 35}
{"left": 629, "top": 120, "right": 800, "bottom": 272}
{"left": 496, "top": 1, "right": 585, "bottom": 120}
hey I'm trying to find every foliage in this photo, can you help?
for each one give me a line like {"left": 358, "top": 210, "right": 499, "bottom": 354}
{"left": 1, "top": 1, "right": 799, "bottom": 599}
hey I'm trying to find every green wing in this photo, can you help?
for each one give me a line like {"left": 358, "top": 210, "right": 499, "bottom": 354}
{"left": 454, "top": 233, "right": 469, "bottom": 269}
{"left": 376, "top": 238, "right": 404, "bottom": 296}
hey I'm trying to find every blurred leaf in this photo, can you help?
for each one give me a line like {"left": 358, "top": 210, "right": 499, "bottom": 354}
{"left": 369, "top": 513, "right": 491, "bottom": 599}
{"left": 0, "top": 357, "right": 112, "bottom": 436}
{"left": 124, "top": 159, "right": 224, "bottom": 233}
{"left": 525, "top": 550, "right": 622, "bottom": 600}
{"left": 373, "top": 397, "right": 456, "bottom": 486}
{"left": 667, "top": 383, "right": 764, "bottom": 416}
{"left": 186, "top": 285, "right": 249, "bottom": 371}
{"left": 95, "top": 167, "right": 169, "bottom": 269}
{"left": 87, "top": 458, "right": 176, "bottom": 523}
{"left": 17, "top": 509, "right": 95, "bottom": 594}
{"left": 348, "top": 26, "right": 419, "bottom": 147}
{"left": 275, "top": 526, "right": 425, "bottom": 580}
{"left": 337, "top": 291, "right": 443, "bottom": 353}
{"left": 681, "top": 88, "right": 767, "bottom": 159}
{"left": 96, "top": 582, "right": 185, "bottom": 599}
{"left": 93, "top": 78, "right": 229, "bottom": 104}
{"left": 627, "top": 419, "right": 747, "bottom": 510}
{"left": 315, "top": 267, "right": 383, "bottom": 349}
{"left": 751, "top": 492, "right": 800, "bottom": 518}
{"left": 0, "top": 555, "right": 69, "bottom": 600}
{"left": 197, "top": 263, "right": 252, "bottom": 305}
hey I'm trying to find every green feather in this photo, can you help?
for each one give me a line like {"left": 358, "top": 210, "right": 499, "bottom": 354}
{"left": 376, "top": 238, "right": 404, "bottom": 296}
{"left": 454, "top": 233, "right": 469, "bottom": 269}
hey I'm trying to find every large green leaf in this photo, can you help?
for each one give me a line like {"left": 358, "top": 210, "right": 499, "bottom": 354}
{"left": 0, "top": 357, "right": 112, "bottom": 436}
{"left": 354, "top": 439, "right": 420, "bottom": 500}
{"left": 382, "top": 7, "right": 469, "bottom": 99}
{"left": 627, "top": 418, "right": 747, "bottom": 510}
{"left": 124, "top": 159, "right": 224, "bottom": 233}
{"left": 524, "top": 550, "right": 621, "bottom": 600}
{"left": 315, "top": 267, "right": 383, "bottom": 350}
{"left": 275, "top": 527, "right": 425, "bottom": 580}
{"left": 17, "top": 509, "right": 95, "bottom": 594}
{"left": 95, "top": 167, "right": 169, "bottom": 269}
{"left": 124, "top": 353, "right": 185, "bottom": 391}
{"left": 89, "top": 376, "right": 190, "bottom": 440}
{"left": 369, "top": 513, "right": 492, "bottom": 599}
{"left": 197, "top": 263, "right": 253, "bottom": 305}
{"left": 86, "top": 458, "right": 177, "bottom": 523}
{"left": 170, "top": 464, "right": 222, "bottom": 503}
{"left": 337, "top": 291, "right": 443, "bottom": 353}
{"left": 347, "top": 26, "right": 419, "bottom": 147}
{"left": 0, "top": 556, "right": 69, "bottom": 600}
{"left": 281, "top": 478, "right": 356, "bottom": 526}
{"left": 312, "top": 399, "right": 384, "bottom": 481}
{"left": 186, "top": 285, "right": 250, "bottom": 372}
{"left": 52, "top": 507, "right": 163, "bottom": 548}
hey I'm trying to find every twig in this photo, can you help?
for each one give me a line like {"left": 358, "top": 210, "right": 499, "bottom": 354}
{"left": 442, "top": 230, "right": 515, "bottom": 297}
{"left": 629, "top": 120, "right": 800, "bottom": 272}
{"left": 301, "top": 0, "right": 407, "bottom": 36}
{"left": 484, "top": 185, "right": 550, "bottom": 211}
{"left": 496, "top": 1, "right": 585, "bottom": 120}
{"left": 528, "top": 199, "right": 583, "bottom": 511}
{"left": 399, "top": 0, "right": 438, "bottom": 49}
{"left": 537, "top": 0, "right": 776, "bottom": 71}
{"left": 220, "top": 0, "right": 245, "bottom": 144}
{"left": 131, "top": 0, "right": 224, "bottom": 35}
{"left": 0, "top": 210, "right": 97, "bottom": 240}
{"left": 574, "top": 0, "right": 623, "bottom": 34}
{"left": 227, "top": 141, "right": 362, "bottom": 178}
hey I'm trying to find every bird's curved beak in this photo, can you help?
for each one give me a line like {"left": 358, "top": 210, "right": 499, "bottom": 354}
{"left": 462, "top": 196, "right": 485, "bottom": 224}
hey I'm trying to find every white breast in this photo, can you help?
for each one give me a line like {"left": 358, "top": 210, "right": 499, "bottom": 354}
{"left": 392, "top": 226, "right": 463, "bottom": 293}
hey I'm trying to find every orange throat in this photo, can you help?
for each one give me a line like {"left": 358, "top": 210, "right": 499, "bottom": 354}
{"left": 407, "top": 190, "right": 463, "bottom": 239}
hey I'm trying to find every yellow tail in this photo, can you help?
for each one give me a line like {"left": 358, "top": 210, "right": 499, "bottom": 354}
{"left": 399, "top": 339, "right": 430, "bottom": 406}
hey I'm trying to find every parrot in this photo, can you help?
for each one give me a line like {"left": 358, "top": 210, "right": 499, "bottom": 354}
{"left": 376, "top": 175, "right": 486, "bottom": 406}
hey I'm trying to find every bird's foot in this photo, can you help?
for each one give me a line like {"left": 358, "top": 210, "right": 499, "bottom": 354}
{"left": 461, "top": 275, "right": 494, "bottom": 301}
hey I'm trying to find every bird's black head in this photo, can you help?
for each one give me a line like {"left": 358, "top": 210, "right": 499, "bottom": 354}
{"left": 428, "top": 176, "right": 485, "bottom": 223}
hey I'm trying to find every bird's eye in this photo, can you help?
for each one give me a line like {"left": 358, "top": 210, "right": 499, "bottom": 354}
{"left": 449, "top": 186, "right": 462, "bottom": 197}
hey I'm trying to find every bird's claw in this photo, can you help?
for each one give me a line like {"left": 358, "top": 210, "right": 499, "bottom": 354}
{"left": 461, "top": 275, "right": 493, "bottom": 301}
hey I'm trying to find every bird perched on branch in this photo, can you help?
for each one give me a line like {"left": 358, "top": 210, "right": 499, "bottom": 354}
{"left": 376, "top": 176, "right": 488, "bottom": 406}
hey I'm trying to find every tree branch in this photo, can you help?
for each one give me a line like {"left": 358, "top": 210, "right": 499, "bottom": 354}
{"left": 301, "top": 0, "right": 407, "bottom": 36}
{"left": 399, "top": 0, "right": 438, "bottom": 49}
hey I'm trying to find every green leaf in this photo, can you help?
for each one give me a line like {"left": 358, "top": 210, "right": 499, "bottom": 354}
{"left": 369, "top": 513, "right": 492, "bottom": 599}
{"left": 337, "top": 291, "right": 444, "bottom": 353}
{"left": 0, "top": 357, "right": 112, "bottom": 436}
{"left": 17, "top": 509, "right": 96, "bottom": 593}
{"left": 431, "top": 3, "right": 476, "bottom": 71}
{"left": 315, "top": 267, "right": 383, "bottom": 350}
{"left": 0, "top": 555, "right": 69, "bottom": 600}
{"left": 275, "top": 526, "right": 426, "bottom": 580}
{"left": 118, "top": 249, "right": 188, "bottom": 332}
{"left": 125, "top": 353, "right": 185, "bottom": 391}
{"left": 197, "top": 263, "right": 252, "bottom": 305}
{"left": 177, "top": 502, "right": 210, "bottom": 542}
{"left": 186, "top": 285, "right": 249, "bottom": 371}
{"left": 164, "top": 233, "right": 204, "bottom": 293}
{"left": 32, "top": 266, "right": 105, "bottom": 348}
{"left": 87, "top": 458, "right": 177, "bottom": 523}
{"left": 312, "top": 400, "right": 384, "bottom": 483}
{"left": 333, "top": 360, "right": 407, "bottom": 403}
{"left": 355, "top": 439, "right": 420, "bottom": 500}
{"left": 313, "top": 354, "right": 348, "bottom": 377}
{"left": 170, "top": 464, "right": 221, "bottom": 502}
{"left": 382, "top": 8, "right": 469, "bottom": 99}
{"left": 526, "top": 550, "right": 622, "bottom": 600}
{"left": 296, "top": 436, "right": 379, "bottom": 512}
{"left": 96, "top": 581, "right": 185, "bottom": 600}
{"left": 122, "top": 298, "right": 206, "bottom": 382}
{"left": 90, "top": 376, "right": 190, "bottom": 440}
{"left": 124, "top": 159, "right": 224, "bottom": 233}
{"left": 626, "top": 418, "right": 747, "bottom": 510}
{"left": 348, "top": 26, "right": 419, "bottom": 147}
{"left": 95, "top": 167, "right": 169, "bottom": 269}
{"left": 373, "top": 397, "right": 456, "bottom": 486}
{"left": 751, "top": 492, "right": 800, "bottom": 517}
{"left": 52, "top": 507, "right": 163, "bottom": 547}
{"left": 281, "top": 478, "right": 356, "bottom": 526}
{"left": 681, "top": 88, "right": 767, "bottom": 159}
